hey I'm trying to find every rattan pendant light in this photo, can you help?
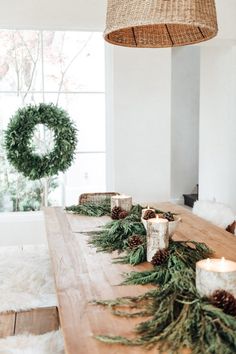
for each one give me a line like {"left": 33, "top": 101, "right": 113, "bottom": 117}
{"left": 104, "top": 0, "right": 218, "bottom": 48}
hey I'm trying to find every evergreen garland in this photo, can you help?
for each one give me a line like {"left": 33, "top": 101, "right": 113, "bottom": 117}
{"left": 82, "top": 203, "right": 236, "bottom": 352}
{"left": 65, "top": 201, "right": 236, "bottom": 351}
{"left": 5, "top": 103, "right": 77, "bottom": 180}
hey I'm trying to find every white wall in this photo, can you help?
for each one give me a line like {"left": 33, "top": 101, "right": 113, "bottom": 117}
{"left": 215, "top": 0, "right": 236, "bottom": 41}
{"left": 108, "top": 46, "right": 172, "bottom": 203}
{"left": 199, "top": 45, "right": 236, "bottom": 211}
{"left": 171, "top": 46, "right": 200, "bottom": 203}
{"left": 0, "top": 0, "right": 106, "bottom": 31}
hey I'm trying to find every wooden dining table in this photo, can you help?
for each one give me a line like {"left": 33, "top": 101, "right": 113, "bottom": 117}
{"left": 44, "top": 203, "right": 236, "bottom": 354}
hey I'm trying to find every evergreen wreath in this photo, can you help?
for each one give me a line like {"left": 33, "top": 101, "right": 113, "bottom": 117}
{"left": 5, "top": 103, "right": 77, "bottom": 180}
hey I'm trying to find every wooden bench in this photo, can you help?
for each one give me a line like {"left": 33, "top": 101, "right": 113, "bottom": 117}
{"left": 44, "top": 203, "right": 236, "bottom": 354}
{"left": 0, "top": 307, "right": 59, "bottom": 338}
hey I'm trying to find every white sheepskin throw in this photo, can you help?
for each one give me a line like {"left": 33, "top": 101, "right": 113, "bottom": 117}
{"left": 193, "top": 200, "right": 235, "bottom": 229}
{"left": 0, "top": 245, "right": 57, "bottom": 312}
{"left": 0, "top": 330, "right": 64, "bottom": 354}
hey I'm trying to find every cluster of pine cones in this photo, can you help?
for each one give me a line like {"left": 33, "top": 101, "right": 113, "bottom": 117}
{"left": 210, "top": 290, "right": 236, "bottom": 316}
{"left": 159, "top": 212, "right": 175, "bottom": 222}
{"left": 111, "top": 206, "right": 129, "bottom": 220}
{"left": 143, "top": 209, "right": 156, "bottom": 220}
{"left": 143, "top": 209, "right": 175, "bottom": 222}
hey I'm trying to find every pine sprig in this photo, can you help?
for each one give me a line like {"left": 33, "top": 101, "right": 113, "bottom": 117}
{"left": 65, "top": 199, "right": 111, "bottom": 217}
{"left": 89, "top": 211, "right": 146, "bottom": 253}
{"left": 94, "top": 279, "right": 236, "bottom": 353}
{"left": 114, "top": 243, "right": 147, "bottom": 266}
{"left": 86, "top": 204, "right": 145, "bottom": 254}
{"left": 122, "top": 240, "right": 212, "bottom": 285}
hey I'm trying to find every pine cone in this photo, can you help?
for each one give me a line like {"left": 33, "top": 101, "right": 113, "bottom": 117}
{"left": 128, "top": 235, "right": 144, "bottom": 249}
{"left": 226, "top": 221, "right": 236, "bottom": 235}
{"left": 151, "top": 249, "right": 169, "bottom": 266}
{"left": 118, "top": 210, "right": 129, "bottom": 219}
{"left": 143, "top": 209, "right": 156, "bottom": 220}
{"left": 210, "top": 290, "right": 236, "bottom": 316}
{"left": 111, "top": 206, "right": 123, "bottom": 220}
{"left": 162, "top": 212, "right": 175, "bottom": 222}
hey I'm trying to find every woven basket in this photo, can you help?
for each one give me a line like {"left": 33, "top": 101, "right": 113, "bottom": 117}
{"left": 104, "top": 0, "right": 218, "bottom": 48}
{"left": 79, "top": 192, "right": 119, "bottom": 205}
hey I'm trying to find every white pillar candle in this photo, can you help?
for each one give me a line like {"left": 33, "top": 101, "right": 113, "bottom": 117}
{"left": 196, "top": 258, "right": 236, "bottom": 297}
{"left": 111, "top": 195, "right": 132, "bottom": 212}
{"left": 146, "top": 218, "right": 169, "bottom": 262}
{"left": 141, "top": 212, "right": 181, "bottom": 238}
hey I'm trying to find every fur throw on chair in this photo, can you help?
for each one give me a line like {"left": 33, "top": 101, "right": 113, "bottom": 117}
{"left": 193, "top": 200, "right": 236, "bottom": 234}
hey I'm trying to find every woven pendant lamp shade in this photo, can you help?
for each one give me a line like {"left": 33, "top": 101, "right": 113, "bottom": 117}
{"left": 104, "top": 0, "right": 218, "bottom": 48}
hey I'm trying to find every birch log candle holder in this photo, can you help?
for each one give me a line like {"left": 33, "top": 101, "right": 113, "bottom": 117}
{"left": 141, "top": 212, "right": 181, "bottom": 237}
{"left": 141, "top": 207, "right": 156, "bottom": 229}
{"left": 146, "top": 218, "right": 169, "bottom": 262}
{"left": 196, "top": 258, "right": 236, "bottom": 297}
{"left": 111, "top": 195, "right": 132, "bottom": 212}
{"left": 168, "top": 216, "right": 181, "bottom": 237}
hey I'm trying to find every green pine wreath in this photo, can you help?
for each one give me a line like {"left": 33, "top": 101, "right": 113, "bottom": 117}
{"left": 5, "top": 103, "right": 77, "bottom": 180}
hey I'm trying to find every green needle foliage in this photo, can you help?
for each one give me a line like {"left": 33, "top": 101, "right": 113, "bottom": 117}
{"left": 114, "top": 243, "right": 147, "bottom": 266}
{"left": 117, "top": 239, "right": 211, "bottom": 276}
{"left": 77, "top": 202, "right": 179, "bottom": 265}
{"left": 65, "top": 198, "right": 111, "bottom": 217}
{"left": 89, "top": 216, "right": 146, "bottom": 253}
{"left": 86, "top": 202, "right": 236, "bottom": 352}
{"left": 95, "top": 270, "right": 236, "bottom": 353}
{"left": 88, "top": 204, "right": 146, "bottom": 253}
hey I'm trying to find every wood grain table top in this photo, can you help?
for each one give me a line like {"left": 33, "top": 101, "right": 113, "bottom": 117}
{"left": 44, "top": 203, "right": 236, "bottom": 354}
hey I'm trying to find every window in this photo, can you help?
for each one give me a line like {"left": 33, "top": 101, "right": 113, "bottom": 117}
{"left": 0, "top": 30, "right": 106, "bottom": 211}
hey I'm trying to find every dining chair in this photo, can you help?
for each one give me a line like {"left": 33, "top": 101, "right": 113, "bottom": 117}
{"left": 193, "top": 200, "right": 236, "bottom": 234}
